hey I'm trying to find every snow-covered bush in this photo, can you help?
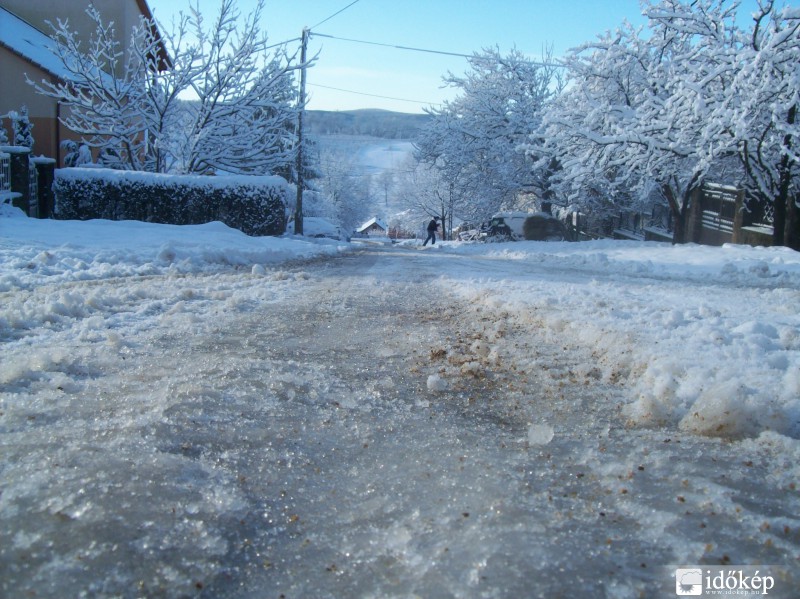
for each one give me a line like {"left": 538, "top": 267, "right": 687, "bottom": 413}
{"left": 60, "top": 141, "right": 93, "bottom": 168}
{"left": 53, "top": 168, "right": 289, "bottom": 236}
{"left": 8, "top": 106, "right": 34, "bottom": 148}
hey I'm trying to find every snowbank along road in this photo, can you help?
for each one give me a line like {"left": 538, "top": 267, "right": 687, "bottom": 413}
{"left": 1, "top": 243, "right": 798, "bottom": 598}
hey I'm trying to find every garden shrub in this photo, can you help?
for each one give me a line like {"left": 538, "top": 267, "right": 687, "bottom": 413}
{"left": 53, "top": 168, "right": 290, "bottom": 236}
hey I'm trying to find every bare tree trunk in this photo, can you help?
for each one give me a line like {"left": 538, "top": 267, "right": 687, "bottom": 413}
{"left": 662, "top": 183, "right": 692, "bottom": 244}
{"left": 785, "top": 192, "right": 800, "bottom": 251}
{"left": 777, "top": 105, "right": 797, "bottom": 249}
{"left": 773, "top": 169, "right": 788, "bottom": 248}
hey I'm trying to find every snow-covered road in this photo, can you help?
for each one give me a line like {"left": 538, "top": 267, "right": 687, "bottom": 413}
{"left": 2, "top": 239, "right": 798, "bottom": 598}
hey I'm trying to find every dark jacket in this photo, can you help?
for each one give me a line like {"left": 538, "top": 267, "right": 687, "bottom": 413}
{"left": 427, "top": 219, "right": 439, "bottom": 232}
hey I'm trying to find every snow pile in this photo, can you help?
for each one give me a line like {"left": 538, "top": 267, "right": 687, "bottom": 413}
{"left": 1, "top": 207, "right": 348, "bottom": 283}
{"left": 442, "top": 239, "right": 800, "bottom": 439}
{"left": 0, "top": 207, "right": 350, "bottom": 342}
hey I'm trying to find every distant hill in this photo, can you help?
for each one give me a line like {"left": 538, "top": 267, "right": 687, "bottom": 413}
{"left": 305, "top": 109, "right": 431, "bottom": 140}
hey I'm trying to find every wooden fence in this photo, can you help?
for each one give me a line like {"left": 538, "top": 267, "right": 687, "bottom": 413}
{"left": 688, "top": 183, "right": 774, "bottom": 247}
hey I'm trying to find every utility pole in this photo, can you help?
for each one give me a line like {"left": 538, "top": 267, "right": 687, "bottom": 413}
{"left": 294, "top": 27, "right": 309, "bottom": 235}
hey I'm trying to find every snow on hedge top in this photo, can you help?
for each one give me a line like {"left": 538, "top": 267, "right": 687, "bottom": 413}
{"left": 55, "top": 167, "right": 290, "bottom": 192}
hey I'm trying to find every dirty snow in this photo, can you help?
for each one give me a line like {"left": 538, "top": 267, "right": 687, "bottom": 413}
{"left": 2, "top": 204, "right": 799, "bottom": 597}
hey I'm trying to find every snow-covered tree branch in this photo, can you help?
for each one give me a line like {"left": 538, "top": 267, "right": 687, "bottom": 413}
{"left": 172, "top": 0, "right": 302, "bottom": 176}
{"left": 30, "top": 5, "right": 152, "bottom": 170}
{"left": 28, "top": 0, "right": 307, "bottom": 177}
{"left": 536, "top": 0, "right": 746, "bottom": 242}
{"left": 537, "top": 0, "right": 799, "bottom": 247}
{"left": 414, "top": 47, "right": 564, "bottom": 223}
{"left": 728, "top": 0, "right": 800, "bottom": 247}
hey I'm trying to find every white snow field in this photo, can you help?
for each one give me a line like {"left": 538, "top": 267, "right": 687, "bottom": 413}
{"left": 2, "top": 207, "right": 799, "bottom": 597}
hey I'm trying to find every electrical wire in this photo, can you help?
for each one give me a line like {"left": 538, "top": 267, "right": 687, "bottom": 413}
{"left": 266, "top": 37, "right": 301, "bottom": 50}
{"left": 312, "top": 32, "right": 473, "bottom": 59}
{"left": 312, "top": 32, "right": 565, "bottom": 68}
{"left": 298, "top": 2, "right": 565, "bottom": 113}
{"left": 310, "top": 0, "right": 363, "bottom": 31}
{"left": 309, "top": 83, "right": 441, "bottom": 107}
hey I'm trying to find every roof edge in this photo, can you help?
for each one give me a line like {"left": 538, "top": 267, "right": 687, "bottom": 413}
{"left": 136, "top": 0, "right": 172, "bottom": 70}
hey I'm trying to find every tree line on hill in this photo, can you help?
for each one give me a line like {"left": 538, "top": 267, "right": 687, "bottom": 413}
{"left": 304, "top": 110, "right": 430, "bottom": 139}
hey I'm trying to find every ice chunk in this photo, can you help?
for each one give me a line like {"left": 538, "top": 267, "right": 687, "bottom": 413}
{"left": 748, "top": 261, "right": 770, "bottom": 277}
{"left": 460, "top": 361, "right": 483, "bottom": 377}
{"left": 157, "top": 244, "right": 177, "bottom": 263}
{"left": 527, "top": 423, "right": 554, "bottom": 445}
{"left": 678, "top": 380, "right": 760, "bottom": 438}
{"left": 426, "top": 374, "right": 448, "bottom": 393}
{"left": 661, "top": 310, "right": 685, "bottom": 328}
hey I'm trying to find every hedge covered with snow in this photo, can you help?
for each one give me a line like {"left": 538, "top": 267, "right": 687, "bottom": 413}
{"left": 53, "top": 168, "right": 290, "bottom": 236}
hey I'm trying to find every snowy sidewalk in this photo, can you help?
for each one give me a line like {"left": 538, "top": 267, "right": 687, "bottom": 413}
{"left": 2, "top": 236, "right": 798, "bottom": 597}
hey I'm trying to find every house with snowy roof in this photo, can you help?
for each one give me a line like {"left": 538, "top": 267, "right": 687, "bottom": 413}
{"left": 0, "top": 0, "right": 168, "bottom": 164}
{"left": 356, "top": 216, "right": 389, "bottom": 237}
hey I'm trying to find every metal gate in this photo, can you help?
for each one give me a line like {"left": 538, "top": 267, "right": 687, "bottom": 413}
{"left": 0, "top": 152, "right": 10, "bottom": 194}
{"left": 28, "top": 160, "right": 39, "bottom": 216}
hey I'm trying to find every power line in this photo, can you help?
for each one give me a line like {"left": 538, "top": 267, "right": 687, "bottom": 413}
{"left": 295, "top": 5, "right": 563, "bottom": 114}
{"left": 308, "top": 83, "right": 441, "bottom": 107}
{"left": 266, "top": 37, "right": 301, "bottom": 50}
{"left": 310, "top": 0, "right": 363, "bottom": 31}
{"left": 312, "top": 32, "right": 566, "bottom": 68}
{"left": 312, "top": 32, "right": 474, "bottom": 59}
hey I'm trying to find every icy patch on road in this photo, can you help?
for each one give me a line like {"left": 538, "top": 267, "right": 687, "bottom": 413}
{"left": 2, "top": 242, "right": 799, "bottom": 597}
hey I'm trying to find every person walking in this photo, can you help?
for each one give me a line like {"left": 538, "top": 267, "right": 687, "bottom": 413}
{"left": 423, "top": 217, "right": 439, "bottom": 246}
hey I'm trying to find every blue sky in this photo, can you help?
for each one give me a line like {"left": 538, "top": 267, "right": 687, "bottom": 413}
{"left": 148, "top": 0, "right": 766, "bottom": 113}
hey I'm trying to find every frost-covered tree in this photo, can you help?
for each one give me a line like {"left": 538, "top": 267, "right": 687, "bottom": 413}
{"left": 29, "top": 0, "right": 304, "bottom": 175}
{"left": 537, "top": 0, "right": 745, "bottom": 243}
{"left": 396, "top": 160, "right": 457, "bottom": 238}
{"left": 30, "top": 5, "right": 160, "bottom": 170}
{"left": 538, "top": 0, "right": 799, "bottom": 247}
{"left": 374, "top": 170, "right": 394, "bottom": 208}
{"left": 166, "top": 0, "right": 302, "bottom": 175}
{"left": 312, "top": 144, "right": 372, "bottom": 234}
{"left": 726, "top": 1, "right": 799, "bottom": 248}
{"left": 415, "top": 47, "right": 563, "bottom": 224}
